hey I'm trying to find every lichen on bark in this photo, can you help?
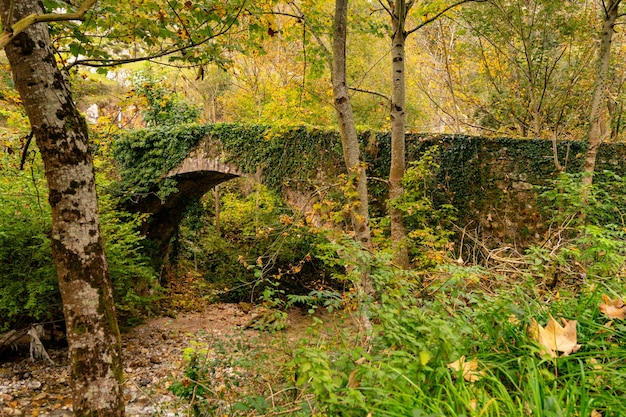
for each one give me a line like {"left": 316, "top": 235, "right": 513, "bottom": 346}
{"left": 0, "top": 1, "right": 125, "bottom": 415}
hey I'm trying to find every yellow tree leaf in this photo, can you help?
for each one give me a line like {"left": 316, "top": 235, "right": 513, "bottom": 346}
{"left": 529, "top": 315, "right": 581, "bottom": 358}
{"left": 447, "top": 355, "right": 485, "bottom": 382}
{"left": 599, "top": 294, "right": 626, "bottom": 320}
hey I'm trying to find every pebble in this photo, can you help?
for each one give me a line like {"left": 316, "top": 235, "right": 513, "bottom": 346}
{"left": 33, "top": 392, "right": 47, "bottom": 401}
{"left": 0, "top": 393, "right": 13, "bottom": 403}
{"left": 27, "top": 380, "right": 42, "bottom": 389}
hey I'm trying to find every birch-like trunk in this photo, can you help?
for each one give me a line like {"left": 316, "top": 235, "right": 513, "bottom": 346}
{"left": 0, "top": 1, "right": 125, "bottom": 416}
{"left": 389, "top": 0, "right": 410, "bottom": 268}
{"left": 583, "top": 0, "right": 621, "bottom": 186}
{"left": 332, "top": 0, "right": 374, "bottom": 342}
{"left": 332, "top": 0, "right": 372, "bottom": 253}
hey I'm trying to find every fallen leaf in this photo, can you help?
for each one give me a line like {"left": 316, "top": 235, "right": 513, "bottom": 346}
{"left": 588, "top": 358, "right": 603, "bottom": 371}
{"left": 529, "top": 315, "right": 581, "bottom": 358}
{"left": 354, "top": 356, "right": 367, "bottom": 365}
{"left": 469, "top": 398, "right": 478, "bottom": 411}
{"left": 599, "top": 294, "right": 626, "bottom": 320}
{"left": 591, "top": 410, "right": 602, "bottom": 417}
{"left": 347, "top": 368, "right": 360, "bottom": 388}
{"left": 447, "top": 355, "right": 485, "bottom": 382}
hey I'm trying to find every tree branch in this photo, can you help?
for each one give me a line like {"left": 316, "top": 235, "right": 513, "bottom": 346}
{"left": 0, "top": 0, "right": 96, "bottom": 49}
{"left": 65, "top": 2, "right": 245, "bottom": 71}
{"left": 378, "top": 0, "right": 393, "bottom": 17}
{"left": 288, "top": 2, "right": 331, "bottom": 67}
{"left": 348, "top": 86, "right": 391, "bottom": 102}
{"left": 406, "top": 0, "right": 485, "bottom": 36}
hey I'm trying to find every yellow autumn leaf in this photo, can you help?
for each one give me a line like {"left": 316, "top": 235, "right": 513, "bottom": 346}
{"left": 529, "top": 315, "right": 581, "bottom": 358}
{"left": 599, "top": 294, "right": 626, "bottom": 320}
{"left": 447, "top": 355, "right": 485, "bottom": 382}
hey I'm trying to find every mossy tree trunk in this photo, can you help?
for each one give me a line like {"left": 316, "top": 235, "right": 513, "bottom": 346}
{"left": 583, "top": 0, "right": 621, "bottom": 186}
{"left": 0, "top": 1, "right": 125, "bottom": 416}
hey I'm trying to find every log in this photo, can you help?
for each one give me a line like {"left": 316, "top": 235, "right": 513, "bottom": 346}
{"left": 0, "top": 328, "right": 29, "bottom": 356}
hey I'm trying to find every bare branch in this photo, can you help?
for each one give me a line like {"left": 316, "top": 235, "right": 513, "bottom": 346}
{"left": 0, "top": 0, "right": 96, "bottom": 49}
{"left": 166, "top": 0, "right": 193, "bottom": 42}
{"left": 288, "top": 2, "right": 331, "bottom": 67}
{"left": 378, "top": 0, "right": 393, "bottom": 16}
{"left": 348, "top": 86, "right": 390, "bottom": 102}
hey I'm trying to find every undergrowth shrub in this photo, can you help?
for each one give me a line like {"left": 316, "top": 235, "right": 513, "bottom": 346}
{"left": 168, "top": 168, "right": 626, "bottom": 416}
{"left": 0, "top": 149, "right": 159, "bottom": 330}
{"left": 172, "top": 178, "right": 334, "bottom": 303}
{"left": 387, "top": 146, "right": 458, "bottom": 268}
{"left": 99, "top": 194, "right": 161, "bottom": 326}
{"left": 290, "top": 253, "right": 626, "bottom": 416}
{"left": 528, "top": 171, "right": 626, "bottom": 285}
{"left": 0, "top": 155, "right": 58, "bottom": 331}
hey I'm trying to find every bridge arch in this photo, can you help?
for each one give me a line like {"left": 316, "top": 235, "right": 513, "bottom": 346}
{"left": 131, "top": 144, "right": 251, "bottom": 257}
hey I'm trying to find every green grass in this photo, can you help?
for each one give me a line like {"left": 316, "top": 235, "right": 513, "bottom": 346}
{"left": 169, "top": 263, "right": 626, "bottom": 416}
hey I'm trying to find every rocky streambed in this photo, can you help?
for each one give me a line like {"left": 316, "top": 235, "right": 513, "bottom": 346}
{"left": 0, "top": 303, "right": 301, "bottom": 416}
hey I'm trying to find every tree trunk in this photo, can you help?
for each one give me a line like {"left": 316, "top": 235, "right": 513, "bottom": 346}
{"left": 214, "top": 185, "right": 221, "bottom": 237}
{"left": 332, "top": 0, "right": 374, "bottom": 342}
{"left": 583, "top": 0, "right": 621, "bottom": 186}
{"left": 332, "top": 0, "right": 372, "bottom": 253}
{"left": 1, "top": 2, "right": 125, "bottom": 416}
{"left": 389, "top": 0, "right": 410, "bottom": 268}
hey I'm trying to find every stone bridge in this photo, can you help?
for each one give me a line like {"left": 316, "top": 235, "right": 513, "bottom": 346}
{"left": 117, "top": 124, "right": 626, "bottom": 259}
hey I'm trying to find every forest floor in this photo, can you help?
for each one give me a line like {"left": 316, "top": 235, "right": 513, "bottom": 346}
{"left": 0, "top": 301, "right": 340, "bottom": 416}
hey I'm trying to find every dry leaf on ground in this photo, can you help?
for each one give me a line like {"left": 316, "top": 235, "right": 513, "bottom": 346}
{"left": 447, "top": 355, "right": 485, "bottom": 382}
{"left": 529, "top": 315, "right": 581, "bottom": 358}
{"left": 599, "top": 294, "right": 626, "bottom": 320}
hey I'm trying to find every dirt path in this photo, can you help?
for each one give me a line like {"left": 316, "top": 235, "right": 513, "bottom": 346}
{"left": 0, "top": 303, "right": 325, "bottom": 416}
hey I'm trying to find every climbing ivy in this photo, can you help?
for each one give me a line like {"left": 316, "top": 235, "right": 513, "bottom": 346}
{"left": 211, "top": 124, "right": 344, "bottom": 190}
{"left": 114, "top": 124, "right": 626, "bottom": 230}
{"left": 113, "top": 123, "right": 346, "bottom": 199}
{"left": 113, "top": 124, "right": 212, "bottom": 200}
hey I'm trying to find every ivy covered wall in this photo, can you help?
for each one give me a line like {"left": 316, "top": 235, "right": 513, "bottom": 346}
{"left": 366, "top": 133, "right": 626, "bottom": 242}
{"left": 114, "top": 124, "right": 626, "bottom": 245}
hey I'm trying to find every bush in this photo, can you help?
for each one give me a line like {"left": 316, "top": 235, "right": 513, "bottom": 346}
{"left": 387, "top": 146, "right": 458, "bottom": 268}
{"left": 172, "top": 178, "right": 334, "bottom": 303}
{"left": 0, "top": 155, "right": 58, "bottom": 331}
{"left": 528, "top": 171, "right": 626, "bottom": 284}
{"left": 292, "top": 254, "right": 626, "bottom": 416}
{"left": 0, "top": 150, "right": 159, "bottom": 331}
